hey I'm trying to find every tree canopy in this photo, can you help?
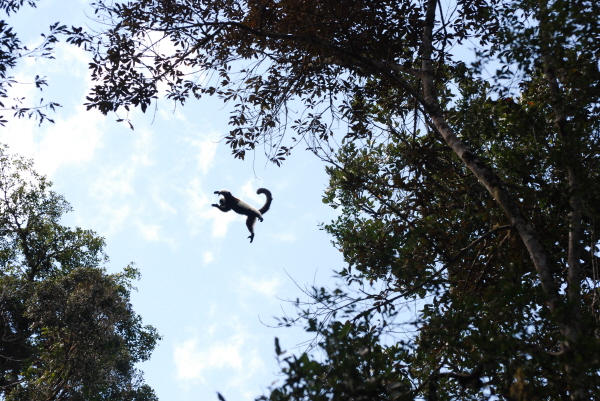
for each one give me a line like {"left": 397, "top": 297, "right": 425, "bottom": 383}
{"left": 75, "top": 0, "right": 600, "bottom": 399}
{"left": 0, "top": 145, "right": 160, "bottom": 400}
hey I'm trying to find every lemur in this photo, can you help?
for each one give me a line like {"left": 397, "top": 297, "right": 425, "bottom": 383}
{"left": 211, "top": 188, "right": 273, "bottom": 243}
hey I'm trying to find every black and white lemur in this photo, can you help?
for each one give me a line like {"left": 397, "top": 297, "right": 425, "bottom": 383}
{"left": 211, "top": 188, "right": 272, "bottom": 243}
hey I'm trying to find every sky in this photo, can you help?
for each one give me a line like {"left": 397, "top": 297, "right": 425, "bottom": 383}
{"left": 1, "top": 1, "right": 346, "bottom": 400}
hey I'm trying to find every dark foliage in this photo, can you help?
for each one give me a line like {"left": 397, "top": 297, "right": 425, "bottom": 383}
{"left": 0, "top": 145, "right": 160, "bottom": 401}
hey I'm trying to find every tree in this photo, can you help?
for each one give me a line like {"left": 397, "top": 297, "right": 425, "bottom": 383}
{"left": 0, "top": 144, "right": 160, "bottom": 400}
{"left": 76, "top": 0, "right": 600, "bottom": 399}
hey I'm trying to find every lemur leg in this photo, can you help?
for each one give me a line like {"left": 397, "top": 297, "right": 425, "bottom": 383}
{"left": 246, "top": 216, "right": 257, "bottom": 243}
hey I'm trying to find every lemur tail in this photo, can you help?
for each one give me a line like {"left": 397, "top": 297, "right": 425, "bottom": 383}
{"left": 257, "top": 188, "right": 273, "bottom": 214}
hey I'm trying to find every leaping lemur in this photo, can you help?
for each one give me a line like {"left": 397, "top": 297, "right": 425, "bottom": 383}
{"left": 211, "top": 188, "right": 273, "bottom": 243}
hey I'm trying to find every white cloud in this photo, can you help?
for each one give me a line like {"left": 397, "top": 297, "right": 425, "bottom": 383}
{"left": 134, "top": 219, "right": 176, "bottom": 246}
{"left": 158, "top": 106, "right": 187, "bottom": 122}
{"left": 84, "top": 127, "right": 156, "bottom": 234}
{"left": 188, "top": 135, "right": 219, "bottom": 175}
{"left": 91, "top": 163, "right": 136, "bottom": 200}
{"left": 239, "top": 275, "right": 281, "bottom": 298}
{"left": 38, "top": 109, "right": 105, "bottom": 174}
{"left": 152, "top": 191, "right": 178, "bottom": 215}
{"left": 203, "top": 251, "right": 215, "bottom": 264}
{"left": 132, "top": 128, "right": 155, "bottom": 167}
{"left": 275, "top": 231, "right": 297, "bottom": 243}
{"left": 211, "top": 209, "right": 240, "bottom": 238}
{"left": 46, "top": 43, "right": 91, "bottom": 78}
{"left": 138, "top": 222, "right": 161, "bottom": 241}
{"left": 173, "top": 329, "right": 264, "bottom": 385}
{"left": 0, "top": 42, "right": 104, "bottom": 177}
{"left": 0, "top": 41, "right": 107, "bottom": 187}
{"left": 0, "top": 108, "right": 105, "bottom": 175}
{"left": 174, "top": 337, "right": 242, "bottom": 382}
{"left": 240, "top": 180, "right": 268, "bottom": 204}
{"left": 103, "top": 205, "right": 132, "bottom": 236}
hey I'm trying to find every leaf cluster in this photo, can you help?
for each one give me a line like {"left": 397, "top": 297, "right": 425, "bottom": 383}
{"left": 0, "top": 2, "right": 79, "bottom": 126}
{"left": 261, "top": 321, "right": 412, "bottom": 401}
{"left": 78, "top": 0, "right": 500, "bottom": 162}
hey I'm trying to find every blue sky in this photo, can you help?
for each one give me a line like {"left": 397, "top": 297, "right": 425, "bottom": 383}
{"left": 1, "top": 1, "right": 346, "bottom": 400}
